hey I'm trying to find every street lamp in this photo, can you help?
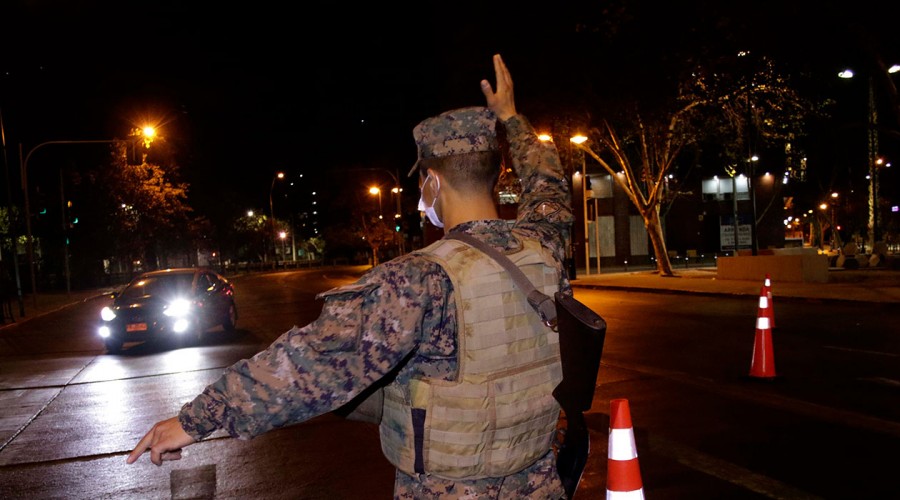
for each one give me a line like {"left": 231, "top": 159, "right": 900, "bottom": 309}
{"left": 569, "top": 135, "right": 591, "bottom": 276}
{"left": 391, "top": 186, "right": 402, "bottom": 229}
{"left": 19, "top": 131, "right": 155, "bottom": 305}
{"left": 269, "top": 171, "right": 285, "bottom": 267}
{"left": 279, "top": 230, "right": 288, "bottom": 262}
{"left": 351, "top": 167, "right": 403, "bottom": 254}
{"left": 748, "top": 155, "right": 760, "bottom": 255}
{"left": 829, "top": 191, "right": 839, "bottom": 250}
{"left": 369, "top": 186, "right": 383, "bottom": 219}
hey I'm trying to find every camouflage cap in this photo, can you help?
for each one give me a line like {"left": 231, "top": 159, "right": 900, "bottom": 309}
{"left": 407, "top": 106, "right": 498, "bottom": 177}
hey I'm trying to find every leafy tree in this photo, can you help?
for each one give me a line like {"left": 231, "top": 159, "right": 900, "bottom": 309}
{"left": 360, "top": 214, "right": 396, "bottom": 267}
{"left": 92, "top": 142, "right": 193, "bottom": 272}
{"left": 296, "top": 236, "right": 325, "bottom": 262}
{"left": 322, "top": 224, "right": 367, "bottom": 264}
{"left": 232, "top": 210, "right": 269, "bottom": 262}
{"left": 0, "top": 206, "right": 20, "bottom": 250}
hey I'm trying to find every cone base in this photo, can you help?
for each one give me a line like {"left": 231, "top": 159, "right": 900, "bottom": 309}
{"left": 745, "top": 374, "right": 782, "bottom": 382}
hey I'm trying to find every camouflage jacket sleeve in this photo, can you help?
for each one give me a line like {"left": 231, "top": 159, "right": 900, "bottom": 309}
{"left": 504, "top": 114, "right": 574, "bottom": 287}
{"left": 178, "top": 256, "right": 450, "bottom": 440}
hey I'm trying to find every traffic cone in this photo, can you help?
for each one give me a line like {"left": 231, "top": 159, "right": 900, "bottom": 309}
{"left": 606, "top": 399, "right": 645, "bottom": 499}
{"left": 763, "top": 274, "right": 776, "bottom": 328}
{"left": 749, "top": 286, "right": 777, "bottom": 379}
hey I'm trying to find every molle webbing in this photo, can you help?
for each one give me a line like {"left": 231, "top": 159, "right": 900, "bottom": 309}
{"left": 379, "top": 237, "right": 562, "bottom": 479}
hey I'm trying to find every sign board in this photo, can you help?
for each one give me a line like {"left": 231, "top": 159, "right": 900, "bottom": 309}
{"left": 720, "top": 223, "right": 751, "bottom": 251}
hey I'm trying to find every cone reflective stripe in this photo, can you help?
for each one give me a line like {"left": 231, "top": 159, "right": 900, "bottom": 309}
{"left": 749, "top": 286, "right": 777, "bottom": 379}
{"left": 764, "top": 274, "right": 776, "bottom": 328}
{"left": 758, "top": 292, "right": 774, "bottom": 329}
{"left": 607, "top": 399, "right": 645, "bottom": 499}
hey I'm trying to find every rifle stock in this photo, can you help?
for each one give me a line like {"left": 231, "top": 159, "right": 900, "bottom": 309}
{"left": 552, "top": 292, "right": 607, "bottom": 498}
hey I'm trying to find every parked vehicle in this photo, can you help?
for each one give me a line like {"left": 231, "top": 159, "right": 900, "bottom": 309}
{"left": 97, "top": 268, "right": 237, "bottom": 353}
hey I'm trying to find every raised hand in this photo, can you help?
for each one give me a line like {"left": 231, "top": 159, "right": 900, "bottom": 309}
{"left": 480, "top": 54, "right": 516, "bottom": 121}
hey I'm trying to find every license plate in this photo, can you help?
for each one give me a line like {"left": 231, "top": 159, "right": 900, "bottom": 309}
{"left": 126, "top": 323, "right": 148, "bottom": 332}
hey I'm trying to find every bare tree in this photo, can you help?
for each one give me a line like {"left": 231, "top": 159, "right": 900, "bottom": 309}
{"left": 575, "top": 53, "right": 816, "bottom": 276}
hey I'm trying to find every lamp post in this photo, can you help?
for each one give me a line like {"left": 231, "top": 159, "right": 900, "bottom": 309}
{"left": 391, "top": 185, "right": 403, "bottom": 252}
{"left": 352, "top": 167, "right": 403, "bottom": 254}
{"left": 269, "top": 171, "right": 284, "bottom": 267}
{"left": 279, "top": 230, "right": 288, "bottom": 262}
{"left": 20, "top": 133, "right": 154, "bottom": 304}
{"left": 570, "top": 135, "right": 589, "bottom": 277}
{"left": 829, "top": 191, "right": 839, "bottom": 250}
{"left": 369, "top": 186, "right": 383, "bottom": 219}
{"left": 748, "top": 155, "right": 759, "bottom": 255}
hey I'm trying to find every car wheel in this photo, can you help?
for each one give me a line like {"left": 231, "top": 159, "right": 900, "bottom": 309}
{"left": 105, "top": 336, "right": 124, "bottom": 354}
{"left": 222, "top": 302, "right": 237, "bottom": 332}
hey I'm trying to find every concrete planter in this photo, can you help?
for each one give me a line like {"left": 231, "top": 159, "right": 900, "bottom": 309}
{"left": 717, "top": 249, "right": 829, "bottom": 283}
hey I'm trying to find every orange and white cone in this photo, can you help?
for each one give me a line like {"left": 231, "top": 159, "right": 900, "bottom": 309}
{"left": 763, "top": 274, "right": 776, "bottom": 328}
{"left": 749, "top": 286, "right": 777, "bottom": 379}
{"left": 606, "top": 398, "right": 645, "bottom": 499}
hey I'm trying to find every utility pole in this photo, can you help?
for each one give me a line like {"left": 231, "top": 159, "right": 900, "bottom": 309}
{"left": 0, "top": 108, "right": 25, "bottom": 316}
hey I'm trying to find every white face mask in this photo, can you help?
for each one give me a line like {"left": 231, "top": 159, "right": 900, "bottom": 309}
{"left": 418, "top": 173, "right": 444, "bottom": 228}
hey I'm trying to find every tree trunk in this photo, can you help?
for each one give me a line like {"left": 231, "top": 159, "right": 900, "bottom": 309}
{"left": 642, "top": 207, "right": 675, "bottom": 276}
{"left": 370, "top": 245, "right": 380, "bottom": 267}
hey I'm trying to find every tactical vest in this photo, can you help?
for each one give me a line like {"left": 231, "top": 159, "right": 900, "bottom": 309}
{"left": 380, "top": 236, "right": 563, "bottom": 479}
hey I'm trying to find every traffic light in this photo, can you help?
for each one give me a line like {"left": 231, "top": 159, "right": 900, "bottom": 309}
{"left": 65, "top": 200, "right": 78, "bottom": 228}
{"left": 33, "top": 188, "right": 48, "bottom": 220}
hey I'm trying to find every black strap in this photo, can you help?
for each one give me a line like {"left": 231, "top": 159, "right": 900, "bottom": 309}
{"left": 445, "top": 232, "right": 558, "bottom": 329}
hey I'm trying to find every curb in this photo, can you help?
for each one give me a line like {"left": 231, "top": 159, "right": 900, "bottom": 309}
{"left": 570, "top": 281, "right": 899, "bottom": 305}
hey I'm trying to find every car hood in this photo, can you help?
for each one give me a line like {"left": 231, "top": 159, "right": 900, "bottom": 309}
{"left": 112, "top": 296, "right": 177, "bottom": 311}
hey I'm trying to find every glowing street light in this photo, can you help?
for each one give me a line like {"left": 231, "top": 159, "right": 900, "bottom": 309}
{"left": 279, "top": 230, "right": 288, "bottom": 261}
{"left": 369, "top": 186, "right": 383, "bottom": 219}
{"left": 269, "top": 171, "right": 285, "bottom": 266}
{"left": 351, "top": 167, "right": 404, "bottom": 253}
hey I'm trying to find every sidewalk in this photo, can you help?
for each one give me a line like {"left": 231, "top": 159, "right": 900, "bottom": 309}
{"left": 0, "top": 288, "right": 110, "bottom": 330}
{"left": 570, "top": 265, "right": 900, "bottom": 303}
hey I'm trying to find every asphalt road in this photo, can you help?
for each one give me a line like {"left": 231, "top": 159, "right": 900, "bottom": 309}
{"left": 1, "top": 268, "right": 899, "bottom": 498}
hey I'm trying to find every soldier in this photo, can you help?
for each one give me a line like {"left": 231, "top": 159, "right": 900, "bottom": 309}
{"left": 127, "top": 53, "right": 575, "bottom": 499}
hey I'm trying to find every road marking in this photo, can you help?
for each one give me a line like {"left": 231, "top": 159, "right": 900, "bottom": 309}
{"left": 823, "top": 345, "right": 899, "bottom": 358}
{"left": 615, "top": 361, "right": 900, "bottom": 438}
{"left": 857, "top": 377, "right": 900, "bottom": 388}
{"left": 171, "top": 463, "right": 217, "bottom": 500}
{"left": 649, "top": 434, "right": 823, "bottom": 499}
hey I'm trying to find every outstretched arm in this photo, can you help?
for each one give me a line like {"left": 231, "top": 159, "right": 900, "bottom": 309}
{"left": 126, "top": 416, "right": 195, "bottom": 466}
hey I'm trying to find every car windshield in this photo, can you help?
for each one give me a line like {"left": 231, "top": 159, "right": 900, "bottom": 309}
{"left": 119, "top": 274, "right": 195, "bottom": 300}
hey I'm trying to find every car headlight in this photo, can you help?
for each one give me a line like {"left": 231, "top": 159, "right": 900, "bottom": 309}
{"left": 164, "top": 298, "right": 192, "bottom": 318}
{"left": 100, "top": 306, "right": 116, "bottom": 321}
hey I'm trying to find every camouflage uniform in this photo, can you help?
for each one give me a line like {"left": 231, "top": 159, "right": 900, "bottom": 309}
{"left": 178, "top": 113, "right": 574, "bottom": 499}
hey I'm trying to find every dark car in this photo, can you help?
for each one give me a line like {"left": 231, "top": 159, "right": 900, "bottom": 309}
{"left": 97, "top": 268, "right": 237, "bottom": 353}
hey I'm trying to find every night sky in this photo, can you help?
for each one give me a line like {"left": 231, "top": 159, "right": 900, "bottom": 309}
{"left": 3, "top": 1, "right": 899, "bottom": 228}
